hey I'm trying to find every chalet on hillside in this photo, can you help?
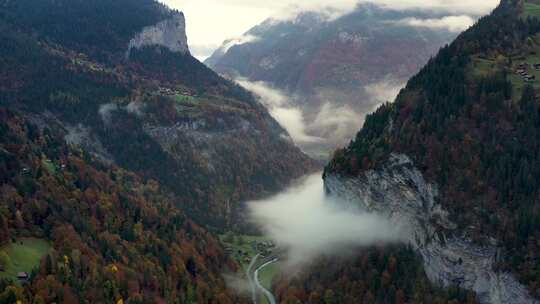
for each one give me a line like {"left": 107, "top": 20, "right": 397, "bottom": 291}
{"left": 524, "top": 75, "right": 536, "bottom": 82}
{"left": 17, "top": 272, "right": 29, "bottom": 282}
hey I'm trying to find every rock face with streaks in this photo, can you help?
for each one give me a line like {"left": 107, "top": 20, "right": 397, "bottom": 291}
{"left": 127, "top": 12, "right": 189, "bottom": 56}
{"left": 324, "top": 154, "right": 537, "bottom": 304}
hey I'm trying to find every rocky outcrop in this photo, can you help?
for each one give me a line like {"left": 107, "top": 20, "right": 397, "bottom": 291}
{"left": 127, "top": 12, "right": 189, "bottom": 57}
{"left": 324, "top": 154, "right": 537, "bottom": 304}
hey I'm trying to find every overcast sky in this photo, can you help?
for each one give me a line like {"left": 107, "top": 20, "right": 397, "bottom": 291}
{"left": 161, "top": 0, "right": 499, "bottom": 61}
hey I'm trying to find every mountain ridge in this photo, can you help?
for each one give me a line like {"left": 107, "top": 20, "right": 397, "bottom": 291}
{"left": 325, "top": 0, "right": 540, "bottom": 301}
{"left": 0, "top": 0, "right": 317, "bottom": 229}
{"left": 205, "top": 3, "right": 464, "bottom": 156}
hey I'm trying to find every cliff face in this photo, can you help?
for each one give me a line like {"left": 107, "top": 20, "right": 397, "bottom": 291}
{"left": 324, "top": 154, "right": 537, "bottom": 304}
{"left": 325, "top": 1, "right": 540, "bottom": 300}
{"left": 127, "top": 12, "right": 189, "bottom": 57}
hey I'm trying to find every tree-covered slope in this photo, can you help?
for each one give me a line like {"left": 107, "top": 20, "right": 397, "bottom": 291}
{"left": 0, "top": 0, "right": 174, "bottom": 62}
{"left": 273, "top": 246, "right": 477, "bottom": 304}
{"left": 0, "top": 0, "right": 316, "bottom": 229}
{"left": 0, "top": 108, "right": 246, "bottom": 303}
{"left": 327, "top": 0, "right": 540, "bottom": 298}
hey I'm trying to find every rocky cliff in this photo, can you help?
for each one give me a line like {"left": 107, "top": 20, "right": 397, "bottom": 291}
{"left": 127, "top": 12, "right": 189, "bottom": 57}
{"left": 324, "top": 154, "right": 537, "bottom": 304}
{"left": 325, "top": 1, "right": 540, "bottom": 301}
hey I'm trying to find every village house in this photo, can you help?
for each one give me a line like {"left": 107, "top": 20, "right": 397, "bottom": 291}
{"left": 17, "top": 272, "right": 29, "bottom": 282}
{"left": 524, "top": 74, "right": 536, "bottom": 82}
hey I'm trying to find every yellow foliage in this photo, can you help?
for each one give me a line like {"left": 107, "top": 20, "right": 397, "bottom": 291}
{"left": 111, "top": 264, "right": 118, "bottom": 272}
{"left": 116, "top": 299, "right": 124, "bottom": 304}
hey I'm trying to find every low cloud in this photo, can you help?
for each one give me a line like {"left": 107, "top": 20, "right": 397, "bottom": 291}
{"left": 272, "top": 2, "right": 359, "bottom": 22}
{"left": 308, "top": 79, "right": 404, "bottom": 147}
{"left": 223, "top": 273, "right": 252, "bottom": 296}
{"left": 394, "top": 15, "right": 475, "bottom": 33}
{"left": 364, "top": 80, "right": 404, "bottom": 110}
{"left": 190, "top": 43, "right": 220, "bottom": 61}
{"left": 221, "top": 35, "right": 260, "bottom": 53}
{"left": 126, "top": 101, "right": 144, "bottom": 116}
{"left": 259, "top": 0, "right": 497, "bottom": 25}
{"left": 236, "top": 78, "right": 324, "bottom": 144}
{"left": 371, "top": 0, "right": 498, "bottom": 16}
{"left": 248, "top": 173, "right": 405, "bottom": 268}
{"left": 237, "top": 78, "right": 404, "bottom": 151}
{"left": 99, "top": 102, "right": 145, "bottom": 125}
{"left": 309, "top": 103, "right": 362, "bottom": 143}
{"left": 98, "top": 103, "right": 119, "bottom": 125}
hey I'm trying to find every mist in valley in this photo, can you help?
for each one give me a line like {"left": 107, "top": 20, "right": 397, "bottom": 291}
{"left": 236, "top": 78, "right": 403, "bottom": 159}
{"left": 248, "top": 173, "right": 405, "bottom": 269}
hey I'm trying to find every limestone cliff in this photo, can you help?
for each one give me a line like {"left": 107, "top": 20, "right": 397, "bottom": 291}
{"left": 324, "top": 155, "right": 537, "bottom": 304}
{"left": 127, "top": 12, "right": 189, "bottom": 57}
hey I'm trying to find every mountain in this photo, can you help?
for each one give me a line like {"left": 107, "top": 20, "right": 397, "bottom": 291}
{"left": 0, "top": 0, "right": 318, "bottom": 302}
{"left": 206, "top": 4, "right": 464, "bottom": 157}
{"left": 325, "top": 0, "right": 540, "bottom": 302}
{"left": 0, "top": 0, "right": 316, "bottom": 230}
{"left": 0, "top": 108, "right": 246, "bottom": 303}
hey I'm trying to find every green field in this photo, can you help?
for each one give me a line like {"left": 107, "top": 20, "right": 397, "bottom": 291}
{"left": 259, "top": 262, "right": 279, "bottom": 290}
{"left": 219, "top": 233, "right": 271, "bottom": 268}
{"left": 258, "top": 262, "right": 280, "bottom": 304}
{"left": 509, "top": 54, "right": 540, "bottom": 100}
{"left": 470, "top": 56, "right": 500, "bottom": 77}
{"left": 174, "top": 94, "right": 195, "bottom": 103}
{"left": 42, "top": 159, "right": 57, "bottom": 175}
{"left": 524, "top": 2, "right": 540, "bottom": 19}
{"left": 470, "top": 52, "right": 540, "bottom": 101}
{"left": 0, "top": 238, "right": 51, "bottom": 280}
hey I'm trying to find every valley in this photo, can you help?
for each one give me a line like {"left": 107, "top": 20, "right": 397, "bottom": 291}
{"left": 0, "top": 0, "right": 539, "bottom": 303}
{"left": 218, "top": 232, "right": 281, "bottom": 304}
{"left": 206, "top": 3, "right": 463, "bottom": 159}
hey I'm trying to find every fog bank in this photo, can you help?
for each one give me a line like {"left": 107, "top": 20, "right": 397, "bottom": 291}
{"left": 236, "top": 79, "right": 325, "bottom": 144}
{"left": 236, "top": 78, "right": 403, "bottom": 157}
{"left": 248, "top": 173, "right": 405, "bottom": 268}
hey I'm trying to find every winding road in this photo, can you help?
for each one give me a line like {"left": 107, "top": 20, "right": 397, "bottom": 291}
{"left": 246, "top": 253, "right": 261, "bottom": 304}
{"left": 246, "top": 254, "right": 278, "bottom": 304}
{"left": 254, "top": 258, "right": 278, "bottom": 304}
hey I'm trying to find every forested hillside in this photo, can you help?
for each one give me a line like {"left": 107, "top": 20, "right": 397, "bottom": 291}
{"left": 0, "top": 0, "right": 315, "bottom": 302}
{"left": 327, "top": 0, "right": 540, "bottom": 298}
{"left": 206, "top": 3, "right": 460, "bottom": 156}
{"left": 0, "top": 0, "right": 316, "bottom": 229}
{"left": 0, "top": 108, "right": 246, "bottom": 303}
{"left": 274, "top": 246, "right": 477, "bottom": 304}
